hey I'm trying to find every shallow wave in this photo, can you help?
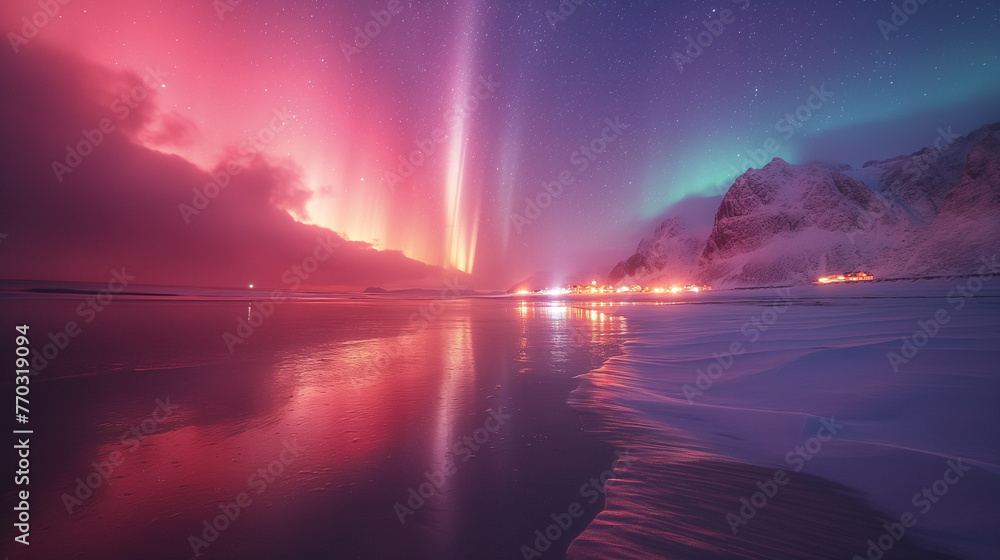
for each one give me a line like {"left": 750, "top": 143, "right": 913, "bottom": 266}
{"left": 567, "top": 284, "right": 1000, "bottom": 559}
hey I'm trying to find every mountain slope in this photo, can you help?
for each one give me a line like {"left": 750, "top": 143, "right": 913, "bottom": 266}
{"left": 608, "top": 195, "right": 719, "bottom": 286}
{"left": 611, "top": 122, "right": 1000, "bottom": 288}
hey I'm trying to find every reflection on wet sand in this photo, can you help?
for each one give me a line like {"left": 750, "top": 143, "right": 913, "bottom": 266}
{"left": 2, "top": 297, "right": 626, "bottom": 560}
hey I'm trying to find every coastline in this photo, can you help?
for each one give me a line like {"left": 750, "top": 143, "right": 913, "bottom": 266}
{"left": 563, "top": 281, "right": 1000, "bottom": 559}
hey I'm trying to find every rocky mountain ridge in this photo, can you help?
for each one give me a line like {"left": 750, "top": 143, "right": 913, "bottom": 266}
{"left": 610, "top": 122, "right": 1000, "bottom": 288}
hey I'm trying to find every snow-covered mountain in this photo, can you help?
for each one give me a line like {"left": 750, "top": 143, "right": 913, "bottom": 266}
{"left": 611, "top": 122, "right": 1000, "bottom": 288}
{"left": 608, "top": 195, "right": 719, "bottom": 286}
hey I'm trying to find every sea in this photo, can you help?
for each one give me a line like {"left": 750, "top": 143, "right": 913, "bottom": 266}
{"left": 1, "top": 278, "right": 997, "bottom": 560}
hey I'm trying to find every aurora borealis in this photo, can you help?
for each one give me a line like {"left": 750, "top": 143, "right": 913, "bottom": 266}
{"left": 1, "top": 0, "right": 999, "bottom": 289}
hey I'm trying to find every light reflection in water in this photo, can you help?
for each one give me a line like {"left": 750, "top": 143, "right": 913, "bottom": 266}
{"left": 514, "top": 301, "right": 627, "bottom": 365}
{"left": 14, "top": 299, "right": 630, "bottom": 560}
{"left": 430, "top": 313, "right": 474, "bottom": 540}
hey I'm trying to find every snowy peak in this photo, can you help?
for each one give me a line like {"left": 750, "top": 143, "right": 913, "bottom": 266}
{"left": 612, "top": 122, "right": 1000, "bottom": 288}
{"left": 908, "top": 128, "right": 1000, "bottom": 276}
{"left": 608, "top": 197, "right": 718, "bottom": 285}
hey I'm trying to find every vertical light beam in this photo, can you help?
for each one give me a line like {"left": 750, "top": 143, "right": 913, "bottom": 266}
{"left": 442, "top": 0, "right": 480, "bottom": 274}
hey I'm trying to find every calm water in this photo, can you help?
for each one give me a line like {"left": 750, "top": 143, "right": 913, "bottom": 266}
{"left": 6, "top": 284, "right": 997, "bottom": 560}
{"left": 1, "top": 296, "right": 627, "bottom": 560}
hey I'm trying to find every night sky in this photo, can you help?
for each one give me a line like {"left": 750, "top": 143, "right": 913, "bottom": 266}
{"left": 1, "top": 0, "right": 998, "bottom": 289}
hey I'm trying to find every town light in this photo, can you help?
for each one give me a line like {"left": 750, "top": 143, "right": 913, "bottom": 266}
{"left": 514, "top": 282, "right": 712, "bottom": 295}
{"left": 817, "top": 272, "right": 875, "bottom": 284}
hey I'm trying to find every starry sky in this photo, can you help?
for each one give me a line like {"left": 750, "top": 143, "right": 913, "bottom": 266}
{"left": 1, "top": 0, "right": 998, "bottom": 290}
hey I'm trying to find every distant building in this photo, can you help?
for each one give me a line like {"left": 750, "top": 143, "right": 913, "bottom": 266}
{"left": 817, "top": 272, "right": 874, "bottom": 283}
{"left": 520, "top": 281, "right": 713, "bottom": 295}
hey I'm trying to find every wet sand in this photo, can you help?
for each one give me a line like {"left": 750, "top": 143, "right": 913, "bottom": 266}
{"left": 1, "top": 297, "right": 624, "bottom": 559}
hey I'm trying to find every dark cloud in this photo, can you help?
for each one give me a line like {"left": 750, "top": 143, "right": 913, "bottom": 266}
{"left": 142, "top": 110, "right": 202, "bottom": 148}
{"left": 0, "top": 45, "right": 467, "bottom": 290}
